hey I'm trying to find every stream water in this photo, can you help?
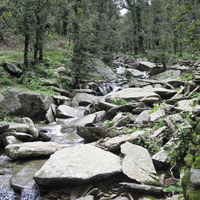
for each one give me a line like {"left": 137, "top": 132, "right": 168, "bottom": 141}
{"left": 0, "top": 82, "right": 122, "bottom": 200}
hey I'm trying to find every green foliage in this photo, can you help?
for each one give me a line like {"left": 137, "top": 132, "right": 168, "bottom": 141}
{"left": 163, "top": 181, "right": 183, "bottom": 193}
{"left": 103, "top": 120, "right": 116, "bottom": 128}
{"left": 0, "top": 77, "right": 13, "bottom": 85}
{"left": 125, "top": 126, "right": 138, "bottom": 133}
{"left": 134, "top": 134, "right": 160, "bottom": 154}
{"left": 17, "top": 72, "right": 54, "bottom": 96}
{"left": 179, "top": 73, "right": 193, "bottom": 82}
{"left": 152, "top": 118, "right": 165, "bottom": 130}
{"left": 43, "top": 50, "right": 72, "bottom": 68}
{"left": 111, "top": 97, "right": 128, "bottom": 106}
{"left": 34, "top": 64, "right": 54, "bottom": 78}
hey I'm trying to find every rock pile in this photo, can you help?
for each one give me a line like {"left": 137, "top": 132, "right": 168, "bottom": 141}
{"left": 1, "top": 56, "right": 200, "bottom": 199}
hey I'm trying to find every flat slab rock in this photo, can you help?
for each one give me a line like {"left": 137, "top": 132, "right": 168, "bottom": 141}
{"left": 106, "top": 88, "right": 160, "bottom": 103}
{"left": 34, "top": 145, "right": 121, "bottom": 186}
{"left": 121, "top": 142, "right": 157, "bottom": 183}
{"left": 5, "top": 141, "right": 62, "bottom": 159}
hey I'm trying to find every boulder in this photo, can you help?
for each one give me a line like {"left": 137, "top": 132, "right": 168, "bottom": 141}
{"left": 190, "top": 169, "right": 200, "bottom": 187}
{"left": 134, "top": 110, "right": 150, "bottom": 127}
{"left": 3, "top": 132, "right": 34, "bottom": 142}
{"left": 155, "top": 70, "right": 181, "bottom": 80}
{"left": 107, "top": 102, "right": 148, "bottom": 119}
{"left": 86, "top": 58, "right": 116, "bottom": 81}
{"left": 95, "top": 130, "right": 144, "bottom": 151}
{"left": 137, "top": 61, "right": 165, "bottom": 76}
{"left": 34, "top": 145, "right": 121, "bottom": 186}
{"left": 175, "top": 98, "right": 198, "bottom": 112}
{"left": 73, "top": 93, "right": 101, "bottom": 106}
{"left": 57, "top": 105, "right": 84, "bottom": 118}
{"left": 121, "top": 142, "right": 157, "bottom": 184}
{"left": 0, "top": 121, "right": 9, "bottom": 133}
{"left": 4, "top": 136, "right": 23, "bottom": 145}
{"left": 150, "top": 109, "right": 165, "bottom": 122}
{"left": 152, "top": 88, "right": 177, "bottom": 99}
{"left": 2, "top": 88, "right": 55, "bottom": 120}
{"left": 77, "top": 126, "right": 125, "bottom": 142}
{"left": 61, "top": 113, "right": 97, "bottom": 131}
{"left": 20, "top": 117, "right": 39, "bottom": 137}
{"left": 106, "top": 88, "right": 160, "bottom": 104}
{"left": 3, "top": 62, "right": 23, "bottom": 78}
{"left": 7, "top": 123, "right": 30, "bottom": 133}
{"left": 5, "top": 141, "right": 62, "bottom": 159}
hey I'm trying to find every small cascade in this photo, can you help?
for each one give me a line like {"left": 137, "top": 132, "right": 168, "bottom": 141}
{"left": 20, "top": 182, "right": 41, "bottom": 200}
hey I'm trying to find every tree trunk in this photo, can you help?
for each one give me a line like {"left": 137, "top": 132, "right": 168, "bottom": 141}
{"left": 24, "top": 34, "right": 30, "bottom": 68}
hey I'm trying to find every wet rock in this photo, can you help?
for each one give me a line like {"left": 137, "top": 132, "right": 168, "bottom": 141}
{"left": 121, "top": 142, "right": 157, "bottom": 184}
{"left": 45, "top": 105, "right": 56, "bottom": 123}
{"left": 73, "top": 89, "right": 95, "bottom": 94}
{"left": 34, "top": 145, "right": 121, "bottom": 186}
{"left": 20, "top": 117, "right": 39, "bottom": 137}
{"left": 10, "top": 159, "right": 46, "bottom": 191}
{"left": 5, "top": 141, "right": 62, "bottom": 159}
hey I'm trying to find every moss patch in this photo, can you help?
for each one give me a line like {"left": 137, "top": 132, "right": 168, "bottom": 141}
{"left": 192, "top": 156, "right": 200, "bottom": 169}
{"left": 187, "top": 190, "right": 200, "bottom": 200}
{"left": 184, "top": 153, "right": 194, "bottom": 167}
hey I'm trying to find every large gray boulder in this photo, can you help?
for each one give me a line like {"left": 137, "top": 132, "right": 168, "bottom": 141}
{"left": 57, "top": 105, "right": 83, "bottom": 118}
{"left": 5, "top": 141, "right": 62, "bottom": 159}
{"left": 2, "top": 88, "right": 55, "bottom": 120}
{"left": 72, "top": 93, "right": 101, "bottom": 106}
{"left": 137, "top": 61, "right": 165, "bottom": 76}
{"left": 3, "top": 62, "right": 23, "bottom": 78}
{"left": 34, "top": 145, "right": 121, "bottom": 186}
{"left": 0, "top": 121, "right": 9, "bottom": 133}
{"left": 106, "top": 88, "right": 160, "bottom": 104}
{"left": 86, "top": 58, "right": 116, "bottom": 81}
{"left": 121, "top": 142, "right": 157, "bottom": 184}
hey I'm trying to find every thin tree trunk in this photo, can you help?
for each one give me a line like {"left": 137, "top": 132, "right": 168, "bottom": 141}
{"left": 24, "top": 34, "right": 30, "bottom": 68}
